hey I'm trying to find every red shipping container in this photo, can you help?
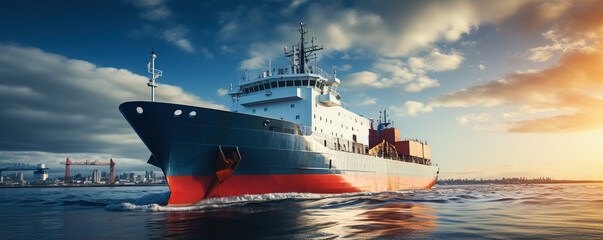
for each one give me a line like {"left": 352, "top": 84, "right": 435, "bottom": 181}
{"left": 381, "top": 128, "right": 400, "bottom": 144}
{"left": 368, "top": 129, "right": 383, "bottom": 148}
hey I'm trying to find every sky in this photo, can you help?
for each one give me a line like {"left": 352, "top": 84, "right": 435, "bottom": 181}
{"left": 1, "top": 0, "right": 602, "bottom": 180}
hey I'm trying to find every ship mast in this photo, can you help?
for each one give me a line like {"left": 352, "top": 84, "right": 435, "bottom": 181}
{"left": 147, "top": 49, "right": 163, "bottom": 102}
{"left": 285, "top": 22, "right": 323, "bottom": 74}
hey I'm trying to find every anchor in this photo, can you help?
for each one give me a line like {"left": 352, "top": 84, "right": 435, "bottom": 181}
{"left": 214, "top": 146, "right": 242, "bottom": 183}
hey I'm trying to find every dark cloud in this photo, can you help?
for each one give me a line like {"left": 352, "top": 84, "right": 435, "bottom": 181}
{"left": 500, "top": 0, "right": 571, "bottom": 32}
{"left": 0, "top": 44, "right": 224, "bottom": 164}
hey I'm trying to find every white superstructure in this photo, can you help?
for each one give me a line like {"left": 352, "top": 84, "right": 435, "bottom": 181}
{"left": 229, "top": 23, "right": 370, "bottom": 149}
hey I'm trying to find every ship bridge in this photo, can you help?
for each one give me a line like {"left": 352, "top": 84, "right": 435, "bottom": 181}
{"left": 230, "top": 66, "right": 341, "bottom": 107}
{"left": 227, "top": 23, "right": 370, "bottom": 147}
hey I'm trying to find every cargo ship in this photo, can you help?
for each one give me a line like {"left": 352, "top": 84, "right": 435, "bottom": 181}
{"left": 119, "top": 23, "right": 439, "bottom": 206}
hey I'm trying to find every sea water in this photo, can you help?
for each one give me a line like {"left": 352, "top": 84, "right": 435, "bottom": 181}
{"left": 0, "top": 184, "right": 601, "bottom": 239}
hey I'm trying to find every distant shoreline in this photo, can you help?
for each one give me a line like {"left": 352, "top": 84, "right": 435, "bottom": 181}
{"left": 0, "top": 183, "right": 168, "bottom": 189}
{"left": 437, "top": 180, "right": 603, "bottom": 185}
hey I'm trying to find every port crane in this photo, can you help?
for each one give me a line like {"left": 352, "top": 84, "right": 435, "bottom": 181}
{"left": 60, "top": 158, "right": 115, "bottom": 184}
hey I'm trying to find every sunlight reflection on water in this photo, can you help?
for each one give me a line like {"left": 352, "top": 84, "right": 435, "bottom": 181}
{"left": 1, "top": 184, "right": 602, "bottom": 239}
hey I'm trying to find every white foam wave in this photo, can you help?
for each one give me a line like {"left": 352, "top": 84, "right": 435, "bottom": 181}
{"left": 105, "top": 191, "right": 397, "bottom": 212}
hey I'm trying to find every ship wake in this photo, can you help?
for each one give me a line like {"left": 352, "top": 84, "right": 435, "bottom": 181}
{"left": 104, "top": 190, "right": 423, "bottom": 212}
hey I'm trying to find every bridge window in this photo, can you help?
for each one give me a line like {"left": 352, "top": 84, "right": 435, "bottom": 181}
{"left": 271, "top": 82, "right": 278, "bottom": 88}
{"left": 254, "top": 85, "right": 259, "bottom": 91}
{"left": 310, "top": 80, "right": 316, "bottom": 86}
{"left": 249, "top": 87, "right": 254, "bottom": 93}
{"left": 264, "top": 83, "right": 270, "bottom": 89}
{"left": 279, "top": 81, "right": 285, "bottom": 87}
{"left": 294, "top": 80, "right": 301, "bottom": 86}
{"left": 302, "top": 80, "right": 308, "bottom": 86}
{"left": 244, "top": 88, "right": 250, "bottom": 94}
{"left": 286, "top": 80, "right": 293, "bottom": 86}
{"left": 258, "top": 84, "right": 264, "bottom": 91}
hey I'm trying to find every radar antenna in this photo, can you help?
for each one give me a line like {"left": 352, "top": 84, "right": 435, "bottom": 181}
{"left": 284, "top": 22, "right": 324, "bottom": 74}
{"left": 147, "top": 49, "right": 163, "bottom": 102}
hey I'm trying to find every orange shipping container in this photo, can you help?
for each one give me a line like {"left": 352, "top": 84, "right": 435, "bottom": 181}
{"left": 395, "top": 140, "right": 424, "bottom": 158}
{"left": 423, "top": 144, "right": 430, "bottom": 160}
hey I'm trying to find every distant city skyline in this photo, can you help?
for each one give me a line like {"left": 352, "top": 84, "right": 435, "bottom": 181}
{"left": 1, "top": 0, "right": 603, "bottom": 179}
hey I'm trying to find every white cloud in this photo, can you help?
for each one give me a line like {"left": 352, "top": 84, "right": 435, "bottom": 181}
{"left": 457, "top": 113, "right": 489, "bottom": 125}
{"left": 163, "top": 25, "right": 195, "bottom": 53}
{"left": 408, "top": 49, "right": 464, "bottom": 73}
{"left": 303, "top": 1, "right": 526, "bottom": 57}
{"left": 140, "top": 6, "right": 171, "bottom": 21}
{"left": 201, "top": 47, "right": 213, "bottom": 58}
{"left": 404, "top": 76, "right": 440, "bottom": 92}
{"left": 131, "top": 0, "right": 171, "bottom": 21}
{"left": 0, "top": 44, "right": 224, "bottom": 162}
{"left": 344, "top": 55, "right": 449, "bottom": 92}
{"left": 423, "top": 49, "right": 465, "bottom": 72}
{"left": 219, "top": 1, "right": 538, "bottom": 80}
{"left": 345, "top": 71, "right": 388, "bottom": 88}
{"left": 223, "top": 1, "right": 522, "bottom": 72}
{"left": 289, "top": 0, "right": 309, "bottom": 9}
{"left": 526, "top": 30, "right": 586, "bottom": 62}
{"left": 461, "top": 41, "right": 477, "bottom": 46}
{"left": 217, "top": 88, "right": 229, "bottom": 96}
{"left": 129, "top": 1, "right": 203, "bottom": 54}
{"left": 479, "top": 64, "right": 486, "bottom": 70}
{"left": 360, "top": 97, "right": 377, "bottom": 106}
{"left": 373, "top": 58, "right": 416, "bottom": 82}
{"left": 353, "top": 93, "right": 377, "bottom": 106}
{"left": 343, "top": 48, "right": 462, "bottom": 92}
{"left": 390, "top": 101, "right": 433, "bottom": 117}
{"left": 239, "top": 42, "right": 283, "bottom": 70}
{"left": 333, "top": 64, "right": 352, "bottom": 71}
{"left": 431, "top": 45, "right": 603, "bottom": 133}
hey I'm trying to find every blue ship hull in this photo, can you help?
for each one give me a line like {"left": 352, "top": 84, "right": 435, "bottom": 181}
{"left": 119, "top": 101, "right": 439, "bottom": 205}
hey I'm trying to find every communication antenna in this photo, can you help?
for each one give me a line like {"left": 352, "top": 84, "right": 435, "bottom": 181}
{"left": 284, "top": 22, "right": 323, "bottom": 74}
{"left": 147, "top": 49, "right": 163, "bottom": 102}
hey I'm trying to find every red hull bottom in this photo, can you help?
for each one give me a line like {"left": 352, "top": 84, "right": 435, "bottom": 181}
{"left": 166, "top": 174, "right": 437, "bottom": 206}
